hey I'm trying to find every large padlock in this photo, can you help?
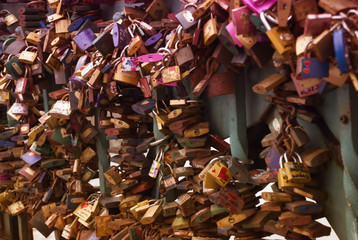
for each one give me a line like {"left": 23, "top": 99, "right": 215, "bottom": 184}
{"left": 175, "top": 44, "right": 194, "bottom": 67}
{"left": 260, "top": 12, "right": 295, "bottom": 56}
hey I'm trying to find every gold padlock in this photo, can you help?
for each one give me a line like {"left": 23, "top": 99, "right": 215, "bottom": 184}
{"left": 46, "top": 49, "right": 61, "bottom": 70}
{"left": 284, "top": 152, "right": 311, "bottom": 184}
{"left": 19, "top": 46, "right": 38, "bottom": 64}
{"left": 278, "top": 154, "right": 304, "bottom": 189}
{"left": 203, "top": 13, "right": 218, "bottom": 46}
{"left": 113, "top": 62, "right": 139, "bottom": 86}
{"left": 127, "top": 26, "right": 143, "bottom": 56}
{"left": 3, "top": 10, "right": 18, "bottom": 26}
{"left": 26, "top": 30, "right": 42, "bottom": 46}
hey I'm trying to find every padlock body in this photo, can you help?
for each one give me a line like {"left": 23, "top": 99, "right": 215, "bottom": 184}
{"left": 266, "top": 27, "right": 295, "bottom": 55}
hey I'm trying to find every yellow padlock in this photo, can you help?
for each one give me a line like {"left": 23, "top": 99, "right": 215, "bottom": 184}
{"left": 203, "top": 13, "right": 218, "bottom": 46}
{"left": 260, "top": 12, "right": 295, "bottom": 56}
{"left": 207, "top": 158, "right": 232, "bottom": 187}
{"left": 284, "top": 152, "right": 311, "bottom": 184}
{"left": 278, "top": 154, "right": 304, "bottom": 189}
{"left": 26, "top": 31, "right": 42, "bottom": 45}
{"left": 3, "top": 11, "right": 18, "bottom": 26}
{"left": 19, "top": 46, "right": 38, "bottom": 64}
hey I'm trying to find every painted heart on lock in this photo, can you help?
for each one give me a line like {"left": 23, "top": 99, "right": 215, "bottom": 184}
{"left": 301, "top": 58, "right": 329, "bottom": 79}
{"left": 217, "top": 167, "right": 230, "bottom": 182}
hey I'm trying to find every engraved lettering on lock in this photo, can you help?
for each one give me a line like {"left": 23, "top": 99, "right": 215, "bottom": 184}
{"left": 12, "top": 63, "right": 23, "bottom": 75}
{"left": 183, "top": 10, "right": 195, "bottom": 22}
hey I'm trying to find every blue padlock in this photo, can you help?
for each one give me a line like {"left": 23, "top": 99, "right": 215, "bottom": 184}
{"left": 68, "top": 16, "right": 93, "bottom": 32}
{"left": 333, "top": 28, "right": 352, "bottom": 74}
{"left": 301, "top": 58, "right": 329, "bottom": 79}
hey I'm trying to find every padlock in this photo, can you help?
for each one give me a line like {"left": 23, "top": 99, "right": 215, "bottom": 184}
{"left": 242, "top": 0, "right": 277, "bottom": 15}
{"left": 236, "top": 32, "right": 258, "bottom": 49}
{"left": 232, "top": 6, "right": 255, "bottom": 35}
{"left": 162, "top": 66, "right": 181, "bottom": 84}
{"left": 127, "top": 25, "right": 144, "bottom": 56}
{"left": 277, "top": 154, "right": 304, "bottom": 189}
{"left": 5, "top": 56, "right": 25, "bottom": 80}
{"left": 148, "top": 148, "right": 163, "bottom": 178}
{"left": 112, "top": 22, "right": 130, "bottom": 50}
{"left": 284, "top": 152, "right": 311, "bottom": 183}
{"left": 45, "top": 49, "right": 61, "bottom": 71}
{"left": 55, "top": 19, "right": 71, "bottom": 34}
{"left": 175, "top": 44, "right": 194, "bottom": 67}
{"left": 203, "top": 13, "right": 218, "bottom": 46}
{"left": 26, "top": 30, "right": 42, "bottom": 46}
{"left": 301, "top": 42, "right": 329, "bottom": 79}
{"left": 140, "top": 199, "right": 163, "bottom": 224}
{"left": 145, "top": 0, "right": 169, "bottom": 20}
{"left": 92, "top": 30, "right": 114, "bottom": 56}
{"left": 192, "top": 0, "right": 215, "bottom": 19}
{"left": 73, "top": 28, "right": 97, "bottom": 52}
{"left": 162, "top": 163, "right": 177, "bottom": 191}
{"left": 113, "top": 61, "right": 139, "bottom": 85}
{"left": 260, "top": 12, "right": 295, "bottom": 56}
{"left": 176, "top": 4, "right": 198, "bottom": 30}
{"left": 333, "top": 28, "right": 352, "bottom": 74}
{"left": 104, "top": 166, "right": 122, "bottom": 185}
{"left": 2, "top": 10, "right": 18, "bottom": 26}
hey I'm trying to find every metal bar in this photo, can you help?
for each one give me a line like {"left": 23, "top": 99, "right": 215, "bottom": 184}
{"left": 95, "top": 109, "right": 111, "bottom": 194}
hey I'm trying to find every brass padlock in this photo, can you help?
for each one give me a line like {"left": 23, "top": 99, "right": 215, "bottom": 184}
{"left": 284, "top": 152, "right": 311, "bottom": 184}
{"left": 277, "top": 154, "right": 304, "bottom": 189}
{"left": 19, "top": 46, "right": 38, "bottom": 64}
{"left": 203, "top": 13, "right": 218, "bottom": 46}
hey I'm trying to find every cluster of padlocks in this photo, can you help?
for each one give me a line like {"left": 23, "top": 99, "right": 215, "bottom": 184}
{"left": 0, "top": 0, "right": 355, "bottom": 239}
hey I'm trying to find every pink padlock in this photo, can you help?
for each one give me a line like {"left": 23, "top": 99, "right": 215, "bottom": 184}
{"left": 138, "top": 53, "right": 164, "bottom": 63}
{"left": 225, "top": 22, "right": 243, "bottom": 47}
{"left": 242, "top": 0, "right": 277, "bottom": 15}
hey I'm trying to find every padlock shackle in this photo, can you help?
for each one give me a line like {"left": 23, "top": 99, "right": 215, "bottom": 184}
{"left": 259, "top": 12, "right": 271, "bottom": 31}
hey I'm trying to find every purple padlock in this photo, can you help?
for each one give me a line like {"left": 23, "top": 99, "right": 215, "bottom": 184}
{"left": 265, "top": 145, "right": 283, "bottom": 175}
{"left": 73, "top": 28, "right": 97, "bottom": 52}
{"left": 113, "top": 23, "right": 130, "bottom": 49}
{"left": 242, "top": 0, "right": 277, "bottom": 15}
{"left": 145, "top": 33, "right": 163, "bottom": 46}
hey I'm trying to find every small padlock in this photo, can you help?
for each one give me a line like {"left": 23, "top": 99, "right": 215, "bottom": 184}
{"left": 127, "top": 25, "right": 144, "bottom": 56}
{"left": 112, "top": 22, "right": 130, "bottom": 49}
{"left": 73, "top": 28, "right": 97, "bottom": 52}
{"left": 284, "top": 152, "right": 311, "bottom": 184}
{"left": 26, "top": 30, "right": 42, "bottom": 46}
{"left": 45, "top": 49, "right": 61, "bottom": 71}
{"left": 176, "top": 4, "right": 198, "bottom": 30}
{"left": 2, "top": 10, "right": 18, "bottom": 26}
{"left": 301, "top": 42, "right": 329, "bottom": 79}
{"left": 148, "top": 148, "right": 163, "bottom": 178}
{"left": 162, "top": 163, "right": 177, "bottom": 191}
{"left": 260, "top": 12, "right": 295, "bottom": 56}
{"left": 104, "top": 166, "right": 122, "bottom": 185}
{"left": 203, "top": 13, "right": 218, "bottom": 46}
{"left": 277, "top": 154, "right": 304, "bottom": 189}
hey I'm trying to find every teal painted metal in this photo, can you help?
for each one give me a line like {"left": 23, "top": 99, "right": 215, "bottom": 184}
{"left": 95, "top": 109, "right": 111, "bottom": 194}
